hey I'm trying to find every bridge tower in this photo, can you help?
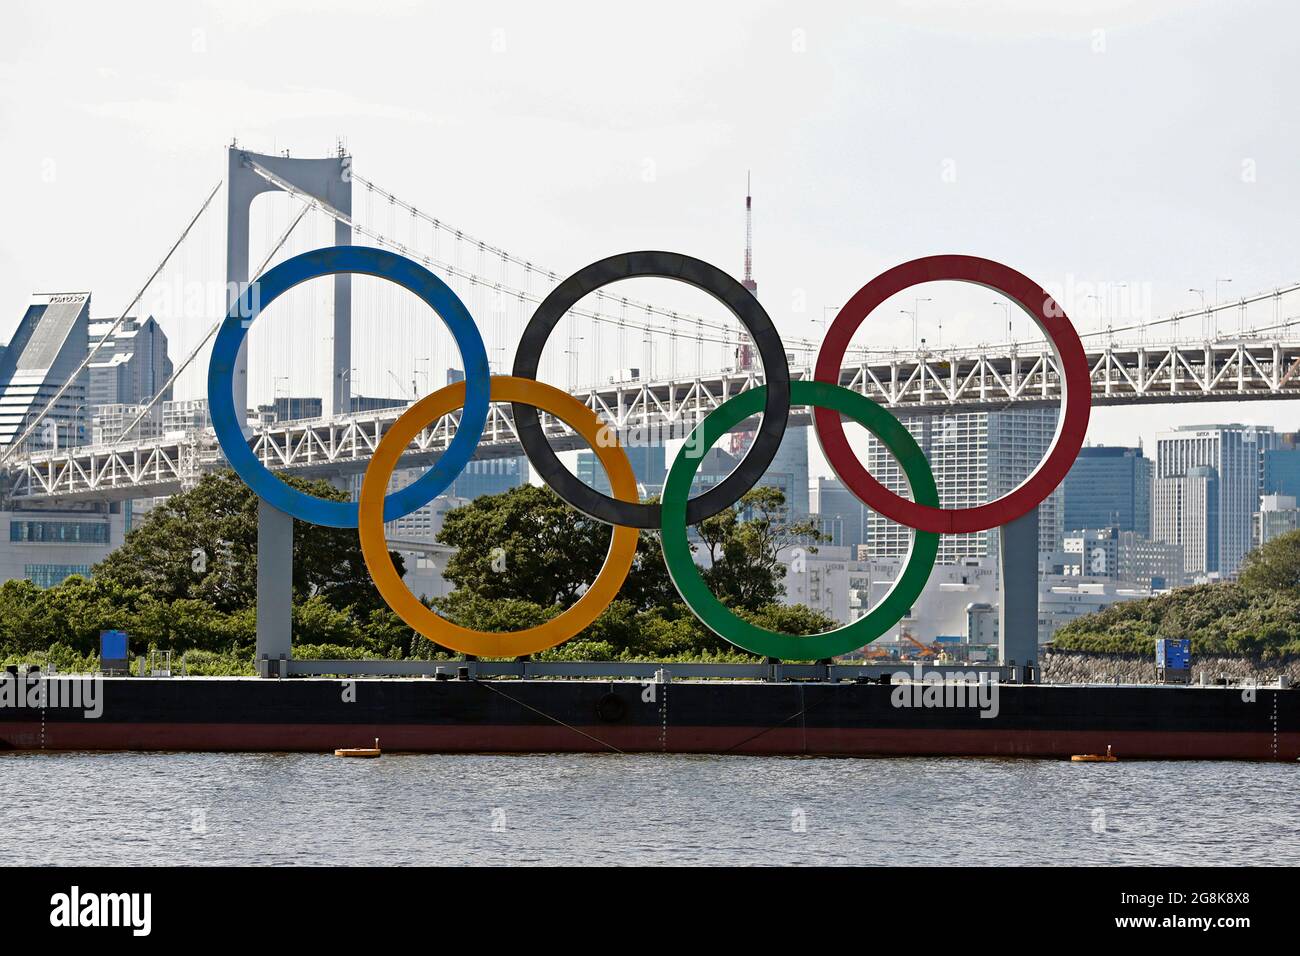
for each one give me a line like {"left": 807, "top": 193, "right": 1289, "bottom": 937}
{"left": 225, "top": 145, "right": 352, "bottom": 676}
{"left": 226, "top": 145, "right": 353, "bottom": 421}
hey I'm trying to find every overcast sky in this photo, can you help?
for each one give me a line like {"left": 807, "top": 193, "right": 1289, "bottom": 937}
{"left": 1, "top": 0, "right": 1297, "bottom": 469}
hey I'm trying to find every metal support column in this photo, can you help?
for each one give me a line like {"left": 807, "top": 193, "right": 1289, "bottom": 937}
{"left": 998, "top": 507, "right": 1039, "bottom": 683}
{"left": 256, "top": 499, "right": 293, "bottom": 677}
{"left": 329, "top": 197, "right": 352, "bottom": 419}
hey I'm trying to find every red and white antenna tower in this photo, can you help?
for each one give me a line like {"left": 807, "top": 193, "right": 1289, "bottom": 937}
{"left": 735, "top": 172, "right": 757, "bottom": 378}
{"left": 731, "top": 173, "right": 758, "bottom": 455}
{"left": 742, "top": 171, "right": 757, "bottom": 295}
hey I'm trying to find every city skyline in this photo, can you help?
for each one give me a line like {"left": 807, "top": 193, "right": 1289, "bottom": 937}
{"left": 0, "top": 1, "right": 1296, "bottom": 610}
{"left": 4, "top": 2, "right": 1300, "bottom": 465}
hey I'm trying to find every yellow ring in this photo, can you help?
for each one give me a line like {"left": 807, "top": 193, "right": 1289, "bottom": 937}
{"left": 358, "top": 375, "right": 639, "bottom": 657}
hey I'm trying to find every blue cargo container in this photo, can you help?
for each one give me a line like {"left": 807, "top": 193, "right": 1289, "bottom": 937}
{"left": 100, "top": 630, "right": 128, "bottom": 660}
{"left": 1156, "top": 638, "right": 1190, "bottom": 670}
{"left": 99, "top": 630, "right": 129, "bottom": 673}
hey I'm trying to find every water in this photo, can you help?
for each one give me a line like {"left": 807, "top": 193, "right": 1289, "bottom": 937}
{"left": 2, "top": 752, "right": 1295, "bottom": 865}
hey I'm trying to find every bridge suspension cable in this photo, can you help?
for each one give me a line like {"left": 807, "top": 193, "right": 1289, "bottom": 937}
{"left": 116, "top": 200, "right": 315, "bottom": 444}
{"left": 1074, "top": 284, "right": 1300, "bottom": 342}
{"left": 246, "top": 158, "right": 835, "bottom": 357}
{"left": 0, "top": 180, "right": 222, "bottom": 466}
{"left": 341, "top": 169, "right": 1300, "bottom": 355}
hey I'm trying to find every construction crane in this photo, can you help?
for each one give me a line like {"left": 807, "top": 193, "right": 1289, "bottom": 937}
{"left": 901, "top": 631, "right": 939, "bottom": 658}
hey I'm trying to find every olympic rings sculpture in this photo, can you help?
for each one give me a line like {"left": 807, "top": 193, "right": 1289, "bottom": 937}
{"left": 209, "top": 246, "right": 1090, "bottom": 661}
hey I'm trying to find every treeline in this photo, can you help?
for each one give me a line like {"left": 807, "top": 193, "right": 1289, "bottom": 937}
{"left": 1051, "top": 529, "right": 1300, "bottom": 658}
{"left": 1, "top": 472, "right": 837, "bottom": 670}
{"left": 0, "top": 472, "right": 426, "bottom": 672}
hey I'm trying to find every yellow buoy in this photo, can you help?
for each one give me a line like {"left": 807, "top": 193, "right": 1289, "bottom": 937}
{"left": 335, "top": 737, "right": 382, "bottom": 758}
{"left": 1071, "top": 744, "right": 1118, "bottom": 762}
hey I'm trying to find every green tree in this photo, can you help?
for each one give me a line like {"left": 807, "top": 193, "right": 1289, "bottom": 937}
{"left": 435, "top": 484, "right": 819, "bottom": 617}
{"left": 431, "top": 483, "right": 832, "bottom": 655}
{"left": 435, "top": 485, "right": 675, "bottom": 611}
{"left": 1239, "top": 529, "right": 1300, "bottom": 593}
{"left": 92, "top": 470, "right": 403, "bottom": 616}
{"left": 1051, "top": 580, "right": 1300, "bottom": 658}
{"left": 697, "top": 486, "right": 828, "bottom": 611}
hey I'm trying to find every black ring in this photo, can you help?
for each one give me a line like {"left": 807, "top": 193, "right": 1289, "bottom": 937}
{"left": 511, "top": 251, "right": 791, "bottom": 529}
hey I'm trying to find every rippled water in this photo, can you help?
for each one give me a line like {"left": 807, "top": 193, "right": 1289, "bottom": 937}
{"left": 1, "top": 753, "right": 1295, "bottom": 865}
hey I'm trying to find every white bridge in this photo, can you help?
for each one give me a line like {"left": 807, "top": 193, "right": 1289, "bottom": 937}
{"left": 8, "top": 336, "right": 1299, "bottom": 504}
{"left": 4, "top": 146, "right": 1300, "bottom": 507}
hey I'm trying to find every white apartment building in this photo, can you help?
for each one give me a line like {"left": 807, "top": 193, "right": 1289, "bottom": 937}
{"left": 1153, "top": 424, "right": 1271, "bottom": 578}
{"left": 864, "top": 408, "right": 1063, "bottom": 564}
{"left": 1256, "top": 494, "right": 1300, "bottom": 547}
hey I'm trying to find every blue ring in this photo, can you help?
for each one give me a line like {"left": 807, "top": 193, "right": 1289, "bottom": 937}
{"left": 207, "top": 246, "right": 490, "bottom": 528}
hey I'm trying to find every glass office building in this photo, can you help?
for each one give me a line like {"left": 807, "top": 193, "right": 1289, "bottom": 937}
{"left": 1063, "top": 445, "right": 1152, "bottom": 536}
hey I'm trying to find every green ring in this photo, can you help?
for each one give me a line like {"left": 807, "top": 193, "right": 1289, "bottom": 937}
{"left": 659, "top": 380, "right": 939, "bottom": 660}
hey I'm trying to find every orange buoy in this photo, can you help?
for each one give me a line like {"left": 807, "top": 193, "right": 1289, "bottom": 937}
{"left": 1071, "top": 744, "right": 1118, "bottom": 762}
{"left": 335, "top": 737, "right": 381, "bottom": 758}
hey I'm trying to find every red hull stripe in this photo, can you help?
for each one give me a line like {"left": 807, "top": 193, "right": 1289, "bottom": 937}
{"left": 1, "top": 723, "right": 1295, "bottom": 761}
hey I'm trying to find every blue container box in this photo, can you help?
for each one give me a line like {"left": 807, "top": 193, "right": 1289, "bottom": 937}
{"left": 1156, "top": 638, "right": 1190, "bottom": 670}
{"left": 100, "top": 629, "right": 128, "bottom": 661}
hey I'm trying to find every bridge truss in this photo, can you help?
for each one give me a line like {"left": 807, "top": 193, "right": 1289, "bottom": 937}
{"left": 8, "top": 336, "right": 1300, "bottom": 504}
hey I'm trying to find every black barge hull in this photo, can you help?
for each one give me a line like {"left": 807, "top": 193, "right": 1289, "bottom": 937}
{"left": 1, "top": 677, "right": 1296, "bottom": 761}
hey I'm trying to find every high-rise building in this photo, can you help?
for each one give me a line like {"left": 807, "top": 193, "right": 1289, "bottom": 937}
{"left": 270, "top": 396, "right": 322, "bottom": 421}
{"left": 577, "top": 444, "right": 666, "bottom": 498}
{"left": 1262, "top": 446, "right": 1300, "bottom": 500}
{"left": 1154, "top": 424, "right": 1272, "bottom": 578}
{"left": 162, "top": 398, "right": 211, "bottom": 433}
{"left": 1154, "top": 465, "right": 1220, "bottom": 576}
{"left": 682, "top": 439, "right": 810, "bottom": 523}
{"left": 1116, "top": 531, "right": 1185, "bottom": 589}
{"left": 443, "top": 368, "right": 529, "bottom": 499}
{"left": 1062, "top": 528, "right": 1119, "bottom": 577}
{"left": 689, "top": 446, "right": 742, "bottom": 497}
{"left": 1, "top": 305, "right": 134, "bottom": 579}
{"left": 2, "top": 504, "right": 128, "bottom": 587}
{"left": 1256, "top": 494, "right": 1300, "bottom": 547}
{"left": 1061, "top": 526, "right": 1184, "bottom": 588}
{"left": 379, "top": 461, "right": 528, "bottom": 540}
{"left": 383, "top": 482, "right": 468, "bottom": 542}
{"left": 448, "top": 456, "right": 529, "bottom": 500}
{"left": 720, "top": 428, "right": 812, "bottom": 518}
{"left": 811, "top": 476, "right": 869, "bottom": 552}
{"left": 1063, "top": 445, "right": 1152, "bottom": 535}
{"left": 865, "top": 407, "right": 1063, "bottom": 563}
{"left": 0, "top": 293, "right": 92, "bottom": 451}
{"left": 757, "top": 426, "right": 810, "bottom": 518}
{"left": 86, "top": 316, "right": 172, "bottom": 411}
{"left": 92, "top": 403, "right": 163, "bottom": 445}
{"left": 350, "top": 394, "right": 408, "bottom": 414}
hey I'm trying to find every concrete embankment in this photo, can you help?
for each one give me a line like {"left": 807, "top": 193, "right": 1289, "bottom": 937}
{"left": 1041, "top": 649, "right": 1300, "bottom": 684}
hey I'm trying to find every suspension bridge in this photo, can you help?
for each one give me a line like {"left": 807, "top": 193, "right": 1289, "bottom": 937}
{"left": 4, "top": 145, "right": 1300, "bottom": 508}
{"left": 4, "top": 144, "right": 1299, "bottom": 677}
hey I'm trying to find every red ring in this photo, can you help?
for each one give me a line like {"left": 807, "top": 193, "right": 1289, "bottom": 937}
{"left": 812, "top": 255, "right": 1090, "bottom": 534}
